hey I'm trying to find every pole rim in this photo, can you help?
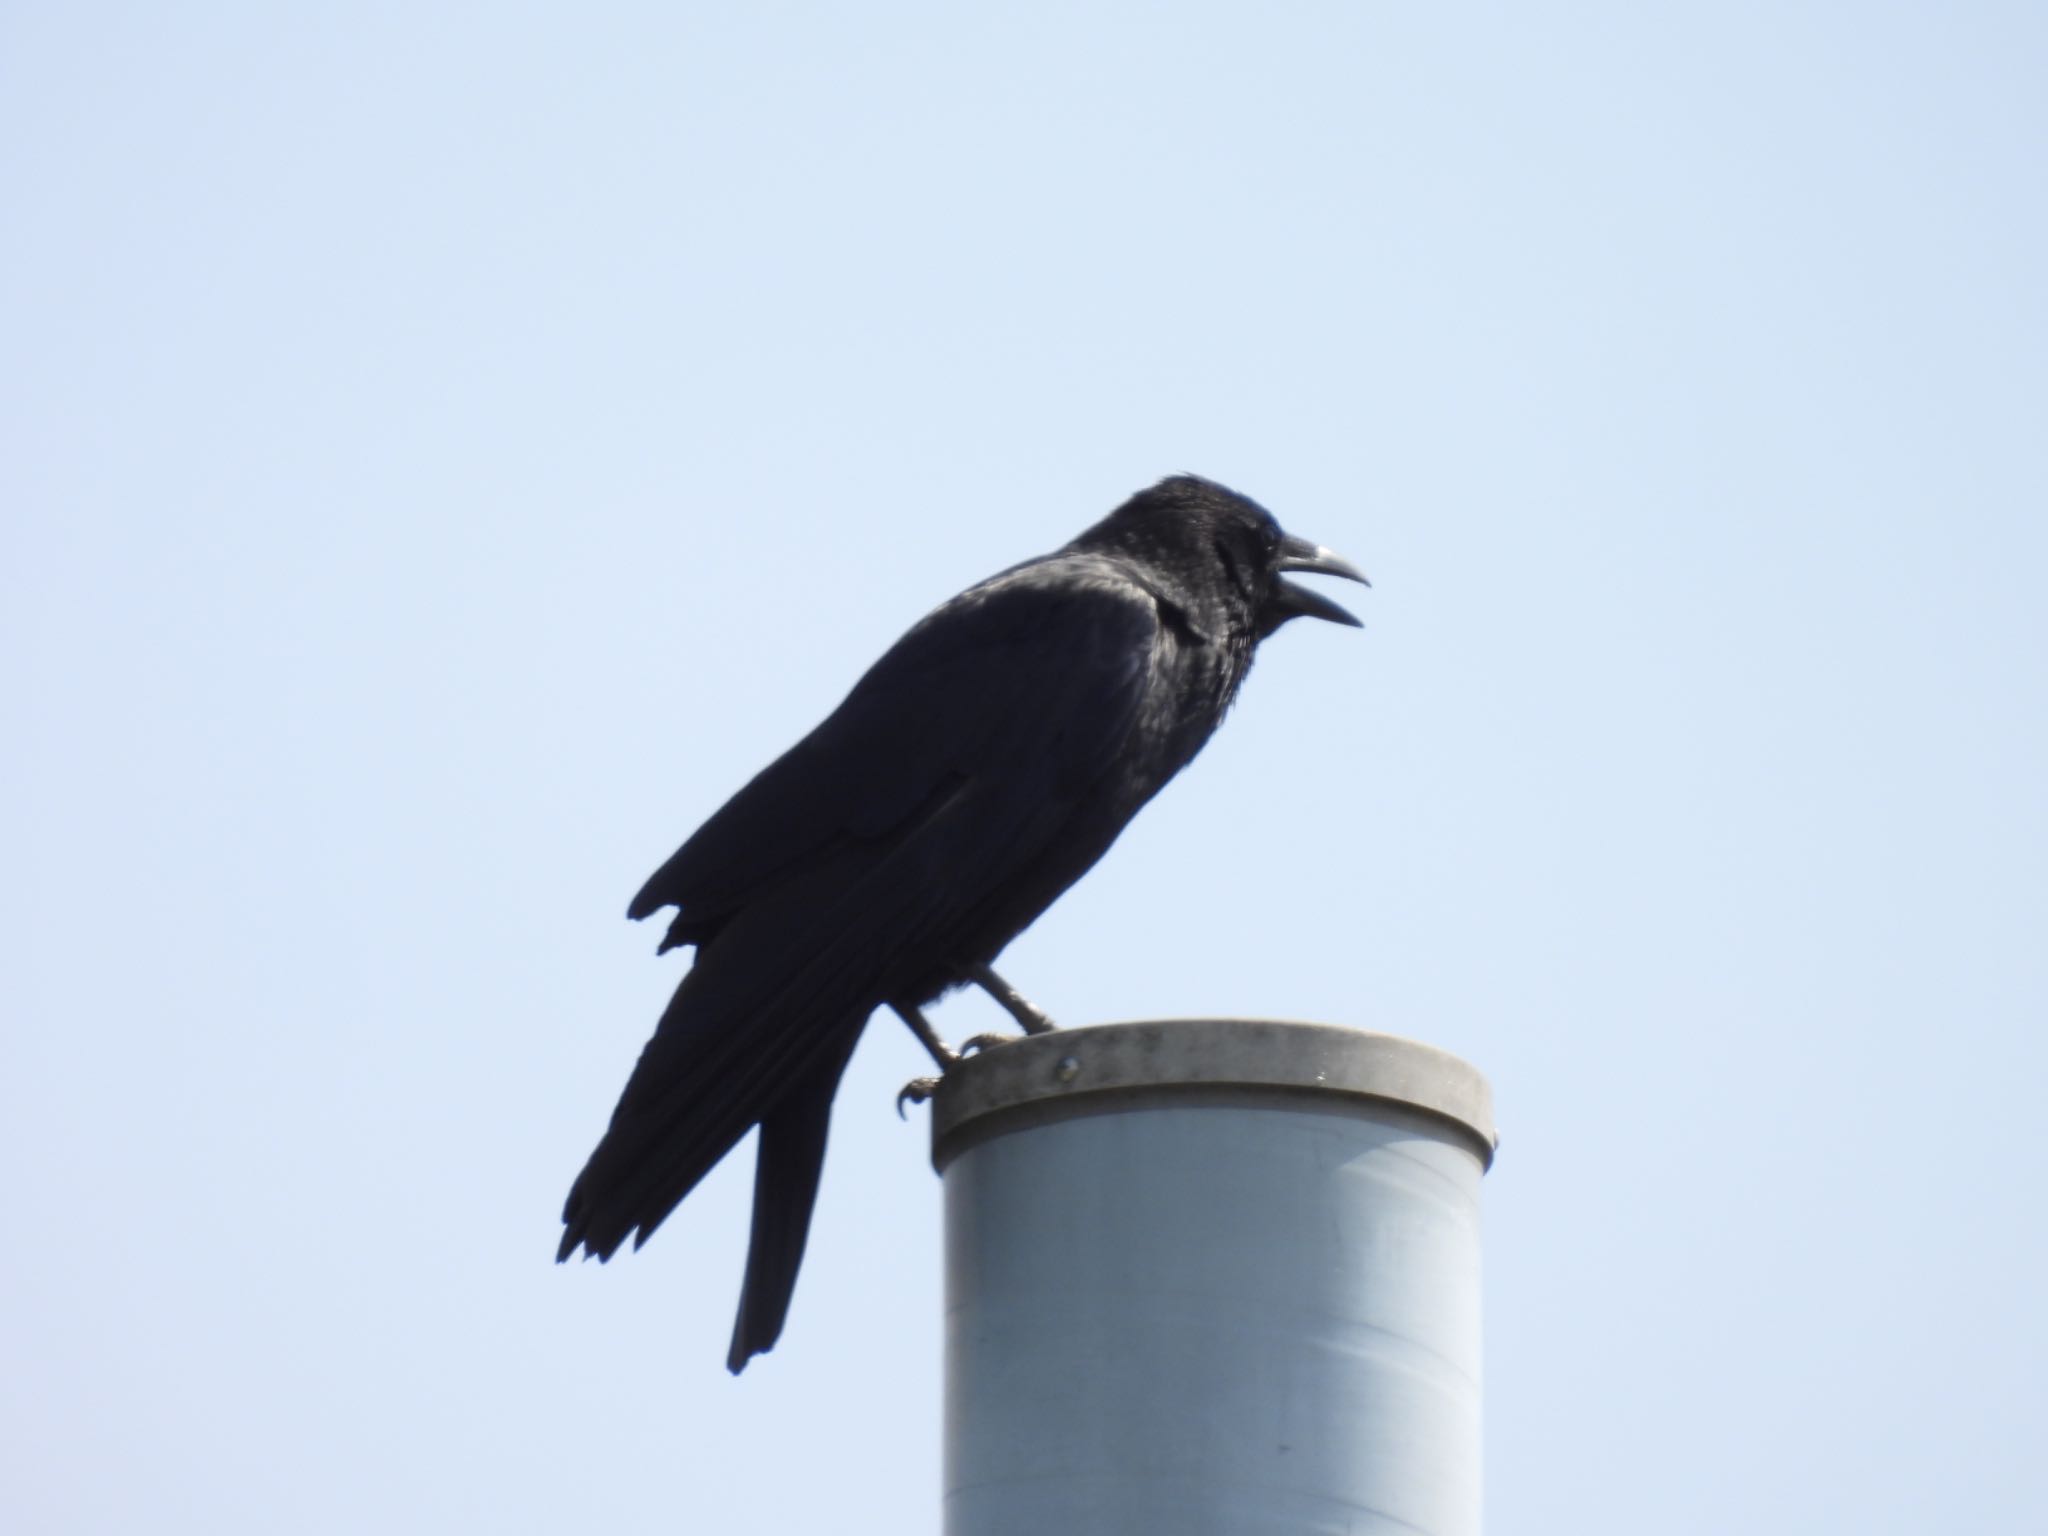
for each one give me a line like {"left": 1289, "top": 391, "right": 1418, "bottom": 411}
{"left": 928, "top": 1018, "right": 1497, "bottom": 1173}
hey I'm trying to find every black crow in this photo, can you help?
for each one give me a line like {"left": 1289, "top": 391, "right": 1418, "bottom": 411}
{"left": 558, "top": 474, "right": 1367, "bottom": 1371}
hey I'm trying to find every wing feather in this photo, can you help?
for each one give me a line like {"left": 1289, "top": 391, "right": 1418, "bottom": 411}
{"left": 627, "top": 557, "right": 1159, "bottom": 932}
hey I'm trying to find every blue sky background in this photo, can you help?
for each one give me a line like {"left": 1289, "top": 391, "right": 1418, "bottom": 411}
{"left": 4, "top": 4, "right": 2044, "bottom": 1531}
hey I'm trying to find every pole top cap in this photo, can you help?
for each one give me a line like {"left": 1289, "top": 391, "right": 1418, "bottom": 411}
{"left": 928, "top": 1018, "right": 1497, "bottom": 1172}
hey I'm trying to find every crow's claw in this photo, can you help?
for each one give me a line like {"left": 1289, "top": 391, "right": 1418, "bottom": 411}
{"left": 961, "top": 1030, "right": 1024, "bottom": 1057}
{"left": 896, "top": 1076, "right": 943, "bottom": 1118}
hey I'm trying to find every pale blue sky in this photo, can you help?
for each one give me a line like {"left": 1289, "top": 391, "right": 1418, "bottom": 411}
{"left": 4, "top": 4, "right": 2044, "bottom": 1532}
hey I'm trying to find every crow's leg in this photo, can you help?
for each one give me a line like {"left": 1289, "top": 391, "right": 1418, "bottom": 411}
{"left": 892, "top": 978, "right": 1054, "bottom": 1116}
{"left": 891, "top": 1000, "right": 959, "bottom": 1068}
{"left": 967, "top": 963, "right": 1057, "bottom": 1035}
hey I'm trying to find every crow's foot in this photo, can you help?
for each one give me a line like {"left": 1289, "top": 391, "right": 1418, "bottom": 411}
{"left": 892, "top": 986, "right": 1048, "bottom": 1118}
{"left": 896, "top": 1076, "right": 943, "bottom": 1119}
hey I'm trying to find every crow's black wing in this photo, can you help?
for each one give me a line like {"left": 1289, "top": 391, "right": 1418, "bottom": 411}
{"left": 626, "top": 556, "right": 1160, "bottom": 948}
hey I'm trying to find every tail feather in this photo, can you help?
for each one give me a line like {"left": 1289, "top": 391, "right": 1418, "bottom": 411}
{"left": 725, "top": 1037, "right": 855, "bottom": 1372}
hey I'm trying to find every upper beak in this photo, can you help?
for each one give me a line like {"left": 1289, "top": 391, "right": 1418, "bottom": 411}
{"left": 1268, "top": 533, "right": 1370, "bottom": 630}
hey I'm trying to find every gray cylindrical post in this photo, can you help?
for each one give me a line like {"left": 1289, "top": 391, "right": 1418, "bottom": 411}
{"left": 932, "top": 1019, "right": 1496, "bottom": 1536}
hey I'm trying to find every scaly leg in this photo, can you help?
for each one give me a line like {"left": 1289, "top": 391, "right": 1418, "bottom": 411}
{"left": 892, "top": 999, "right": 959, "bottom": 1068}
{"left": 967, "top": 963, "right": 1057, "bottom": 1035}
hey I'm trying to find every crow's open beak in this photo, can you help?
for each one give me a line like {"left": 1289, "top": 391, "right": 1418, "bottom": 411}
{"left": 1268, "top": 534, "right": 1370, "bottom": 629}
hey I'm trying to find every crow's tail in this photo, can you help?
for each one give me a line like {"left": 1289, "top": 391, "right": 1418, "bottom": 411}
{"left": 555, "top": 928, "right": 871, "bottom": 1368}
{"left": 725, "top": 1032, "right": 857, "bottom": 1371}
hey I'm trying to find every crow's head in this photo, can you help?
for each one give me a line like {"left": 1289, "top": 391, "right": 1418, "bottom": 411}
{"left": 1083, "top": 474, "right": 1369, "bottom": 639}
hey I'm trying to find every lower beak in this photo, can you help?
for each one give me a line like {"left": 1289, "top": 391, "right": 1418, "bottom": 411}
{"left": 1269, "top": 534, "right": 1370, "bottom": 630}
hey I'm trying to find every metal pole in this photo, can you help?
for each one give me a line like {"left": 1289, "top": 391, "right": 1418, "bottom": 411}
{"left": 932, "top": 1019, "right": 1497, "bottom": 1536}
